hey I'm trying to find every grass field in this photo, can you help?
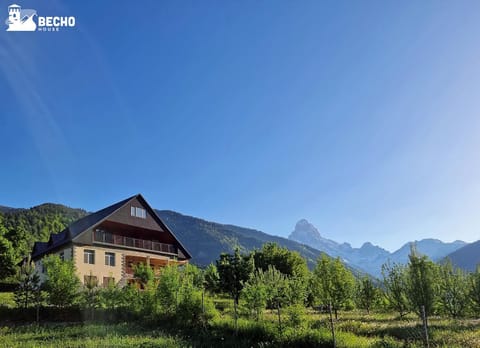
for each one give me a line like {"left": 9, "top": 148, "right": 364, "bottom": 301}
{"left": 0, "top": 293, "right": 15, "bottom": 309}
{"left": 1, "top": 309, "right": 479, "bottom": 347}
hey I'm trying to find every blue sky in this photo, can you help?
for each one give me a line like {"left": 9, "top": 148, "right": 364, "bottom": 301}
{"left": 1, "top": 1, "right": 480, "bottom": 251}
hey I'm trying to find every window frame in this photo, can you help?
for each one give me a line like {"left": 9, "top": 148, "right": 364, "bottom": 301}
{"left": 105, "top": 252, "right": 115, "bottom": 266}
{"left": 103, "top": 276, "right": 115, "bottom": 288}
{"left": 131, "top": 206, "right": 147, "bottom": 219}
{"left": 84, "top": 249, "right": 95, "bottom": 264}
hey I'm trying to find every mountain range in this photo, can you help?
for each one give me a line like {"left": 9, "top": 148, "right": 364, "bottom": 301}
{"left": 288, "top": 219, "right": 468, "bottom": 276}
{"left": 444, "top": 240, "right": 480, "bottom": 272}
{"left": 1, "top": 204, "right": 478, "bottom": 277}
{"left": 0, "top": 204, "right": 349, "bottom": 272}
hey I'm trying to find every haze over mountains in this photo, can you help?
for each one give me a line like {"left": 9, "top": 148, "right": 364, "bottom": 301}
{"left": 288, "top": 219, "right": 467, "bottom": 276}
{"left": 444, "top": 241, "right": 480, "bottom": 272}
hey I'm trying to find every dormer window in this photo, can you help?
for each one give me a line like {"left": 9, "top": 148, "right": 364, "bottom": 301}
{"left": 130, "top": 206, "right": 146, "bottom": 219}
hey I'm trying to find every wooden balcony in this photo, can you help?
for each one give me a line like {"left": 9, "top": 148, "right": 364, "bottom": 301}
{"left": 93, "top": 229, "right": 177, "bottom": 255}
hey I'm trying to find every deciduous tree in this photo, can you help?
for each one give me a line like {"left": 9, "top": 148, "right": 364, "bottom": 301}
{"left": 438, "top": 260, "right": 468, "bottom": 318}
{"left": 43, "top": 254, "right": 81, "bottom": 307}
{"left": 312, "top": 254, "right": 355, "bottom": 319}
{"left": 382, "top": 261, "right": 409, "bottom": 317}
{"left": 406, "top": 245, "right": 438, "bottom": 319}
{"left": 216, "top": 248, "right": 254, "bottom": 332}
{"left": 356, "top": 276, "right": 378, "bottom": 314}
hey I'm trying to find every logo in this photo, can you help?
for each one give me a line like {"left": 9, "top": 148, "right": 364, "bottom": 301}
{"left": 5, "top": 3, "right": 76, "bottom": 32}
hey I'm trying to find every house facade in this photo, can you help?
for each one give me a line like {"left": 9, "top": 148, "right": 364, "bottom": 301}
{"left": 31, "top": 194, "right": 191, "bottom": 287}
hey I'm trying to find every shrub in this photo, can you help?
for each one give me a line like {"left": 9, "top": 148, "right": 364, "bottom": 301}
{"left": 43, "top": 255, "right": 81, "bottom": 307}
{"left": 285, "top": 304, "right": 305, "bottom": 328}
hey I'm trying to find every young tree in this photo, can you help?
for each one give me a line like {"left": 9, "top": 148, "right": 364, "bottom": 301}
{"left": 133, "top": 262, "right": 155, "bottom": 289}
{"left": 133, "top": 262, "right": 157, "bottom": 315}
{"left": 99, "top": 277, "right": 122, "bottom": 311}
{"left": 287, "top": 275, "right": 308, "bottom": 306}
{"left": 83, "top": 270, "right": 99, "bottom": 320}
{"left": 241, "top": 270, "right": 268, "bottom": 321}
{"left": 14, "top": 257, "right": 41, "bottom": 309}
{"left": 469, "top": 265, "right": 480, "bottom": 316}
{"left": 0, "top": 235, "right": 17, "bottom": 280}
{"left": 356, "top": 276, "right": 378, "bottom": 314}
{"left": 312, "top": 254, "right": 355, "bottom": 319}
{"left": 43, "top": 254, "right": 81, "bottom": 307}
{"left": 260, "top": 265, "right": 291, "bottom": 331}
{"left": 253, "top": 242, "right": 309, "bottom": 280}
{"left": 204, "top": 263, "right": 220, "bottom": 293}
{"left": 438, "top": 260, "right": 468, "bottom": 318}
{"left": 382, "top": 261, "right": 409, "bottom": 317}
{"left": 157, "top": 265, "right": 181, "bottom": 315}
{"left": 406, "top": 246, "right": 438, "bottom": 319}
{"left": 216, "top": 248, "right": 254, "bottom": 332}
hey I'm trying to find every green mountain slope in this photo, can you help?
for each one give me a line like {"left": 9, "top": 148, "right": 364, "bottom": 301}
{"left": 444, "top": 240, "right": 480, "bottom": 272}
{"left": 0, "top": 203, "right": 88, "bottom": 261}
{"left": 156, "top": 210, "right": 328, "bottom": 268}
{"left": 0, "top": 203, "right": 341, "bottom": 271}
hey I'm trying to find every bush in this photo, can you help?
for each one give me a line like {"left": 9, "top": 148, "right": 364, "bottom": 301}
{"left": 286, "top": 304, "right": 305, "bottom": 328}
{"left": 177, "top": 287, "right": 218, "bottom": 326}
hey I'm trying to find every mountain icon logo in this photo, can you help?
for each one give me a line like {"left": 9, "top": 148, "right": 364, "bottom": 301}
{"left": 5, "top": 4, "right": 37, "bottom": 31}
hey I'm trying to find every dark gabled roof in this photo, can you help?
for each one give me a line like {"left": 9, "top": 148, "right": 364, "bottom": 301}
{"left": 31, "top": 194, "right": 191, "bottom": 259}
{"left": 135, "top": 194, "right": 192, "bottom": 259}
{"left": 67, "top": 195, "right": 135, "bottom": 240}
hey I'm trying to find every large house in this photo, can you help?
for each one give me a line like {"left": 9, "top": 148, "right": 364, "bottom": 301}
{"left": 31, "top": 194, "right": 191, "bottom": 287}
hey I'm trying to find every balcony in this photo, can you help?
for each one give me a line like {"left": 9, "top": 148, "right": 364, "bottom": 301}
{"left": 93, "top": 229, "right": 177, "bottom": 255}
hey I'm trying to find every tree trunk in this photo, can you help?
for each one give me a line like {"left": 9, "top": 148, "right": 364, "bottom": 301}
{"left": 234, "top": 297, "right": 238, "bottom": 335}
{"left": 329, "top": 303, "right": 336, "bottom": 348}
{"left": 277, "top": 303, "right": 282, "bottom": 333}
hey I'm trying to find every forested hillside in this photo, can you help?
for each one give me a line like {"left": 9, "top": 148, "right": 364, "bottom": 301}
{"left": 0, "top": 204, "right": 88, "bottom": 279}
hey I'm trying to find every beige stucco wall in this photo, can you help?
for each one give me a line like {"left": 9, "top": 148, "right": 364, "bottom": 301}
{"left": 36, "top": 244, "right": 176, "bottom": 286}
{"left": 73, "top": 245, "right": 172, "bottom": 285}
{"left": 73, "top": 245, "right": 124, "bottom": 285}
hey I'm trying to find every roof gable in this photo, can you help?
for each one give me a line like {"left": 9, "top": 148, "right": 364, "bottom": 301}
{"left": 32, "top": 194, "right": 191, "bottom": 259}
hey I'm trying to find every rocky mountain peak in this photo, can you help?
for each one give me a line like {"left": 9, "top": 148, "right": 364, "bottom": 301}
{"left": 290, "top": 219, "right": 322, "bottom": 243}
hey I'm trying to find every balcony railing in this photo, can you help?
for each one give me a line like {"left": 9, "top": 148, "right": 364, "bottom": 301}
{"left": 93, "top": 230, "right": 177, "bottom": 255}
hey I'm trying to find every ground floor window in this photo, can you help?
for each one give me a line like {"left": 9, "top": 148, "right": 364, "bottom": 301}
{"left": 84, "top": 275, "right": 98, "bottom": 286}
{"left": 103, "top": 276, "right": 115, "bottom": 287}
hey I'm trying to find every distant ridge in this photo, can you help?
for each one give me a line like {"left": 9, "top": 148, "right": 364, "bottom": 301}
{"left": 155, "top": 210, "right": 338, "bottom": 270}
{"left": 444, "top": 240, "right": 480, "bottom": 272}
{"left": 288, "top": 219, "right": 466, "bottom": 276}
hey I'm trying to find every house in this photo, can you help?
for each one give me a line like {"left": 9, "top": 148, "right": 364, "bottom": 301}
{"left": 31, "top": 194, "right": 191, "bottom": 287}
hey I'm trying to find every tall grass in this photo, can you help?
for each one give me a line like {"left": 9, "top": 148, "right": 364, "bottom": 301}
{"left": 1, "top": 308, "right": 479, "bottom": 347}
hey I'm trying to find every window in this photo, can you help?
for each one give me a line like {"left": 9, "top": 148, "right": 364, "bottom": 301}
{"left": 105, "top": 252, "right": 115, "bottom": 266}
{"left": 59, "top": 251, "right": 64, "bottom": 261}
{"left": 131, "top": 206, "right": 146, "bottom": 219}
{"left": 84, "top": 275, "right": 98, "bottom": 286}
{"left": 103, "top": 277, "right": 115, "bottom": 287}
{"left": 84, "top": 249, "right": 95, "bottom": 264}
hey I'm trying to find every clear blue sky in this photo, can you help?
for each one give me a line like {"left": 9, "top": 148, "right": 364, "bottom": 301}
{"left": 1, "top": 1, "right": 480, "bottom": 251}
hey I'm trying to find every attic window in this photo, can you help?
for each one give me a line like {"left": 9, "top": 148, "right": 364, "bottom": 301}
{"left": 130, "top": 206, "right": 146, "bottom": 219}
